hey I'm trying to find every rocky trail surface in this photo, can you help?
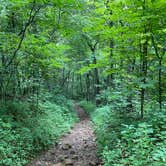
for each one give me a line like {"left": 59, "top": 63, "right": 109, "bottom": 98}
{"left": 28, "top": 104, "right": 102, "bottom": 166}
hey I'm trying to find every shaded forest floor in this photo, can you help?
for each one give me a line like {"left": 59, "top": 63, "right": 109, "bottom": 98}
{"left": 28, "top": 104, "right": 101, "bottom": 166}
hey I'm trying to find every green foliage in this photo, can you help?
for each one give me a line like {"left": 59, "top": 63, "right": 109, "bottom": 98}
{"left": 0, "top": 95, "right": 77, "bottom": 166}
{"left": 0, "top": 0, "right": 166, "bottom": 165}
{"left": 91, "top": 105, "right": 166, "bottom": 166}
{"left": 79, "top": 100, "right": 96, "bottom": 114}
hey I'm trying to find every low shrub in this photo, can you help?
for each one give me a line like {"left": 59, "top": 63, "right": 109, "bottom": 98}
{"left": 0, "top": 96, "right": 77, "bottom": 166}
{"left": 79, "top": 100, "right": 96, "bottom": 114}
{"left": 91, "top": 105, "right": 166, "bottom": 166}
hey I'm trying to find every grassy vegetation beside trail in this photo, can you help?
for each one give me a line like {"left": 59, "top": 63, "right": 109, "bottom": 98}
{"left": 79, "top": 101, "right": 166, "bottom": 166}
{"left": 79, "top": 100, "right": 96, "bottom": 115}
{"left": 0, "top": 95, "right": 78, "bottom": 166}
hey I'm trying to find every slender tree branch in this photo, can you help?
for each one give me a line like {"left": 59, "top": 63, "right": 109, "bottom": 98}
{"left": 151, "top": 34, "right": 161, "bottom": 59}
{"left": 82, "top": 34, "right": 99, "bottom": 52}
{"left": 6, "top": 0, "right": 41, "bottom": 68}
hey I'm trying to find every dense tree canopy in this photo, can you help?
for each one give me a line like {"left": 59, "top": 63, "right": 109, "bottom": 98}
{"left": 0, "top": 0, "right": 166, "bottom": 165}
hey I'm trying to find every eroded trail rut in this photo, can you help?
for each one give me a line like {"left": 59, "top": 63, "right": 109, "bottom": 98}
{"left": 29, "top": 104, "right": 100, "bottom": 166}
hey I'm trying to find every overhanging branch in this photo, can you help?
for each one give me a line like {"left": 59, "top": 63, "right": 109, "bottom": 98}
{"left": 6, "top": 0, "right": 42, "bottom": 68}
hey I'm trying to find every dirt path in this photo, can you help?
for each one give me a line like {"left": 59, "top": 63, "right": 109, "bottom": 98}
{"left": 28, "top": 104, "right": 101, "bottom": 166}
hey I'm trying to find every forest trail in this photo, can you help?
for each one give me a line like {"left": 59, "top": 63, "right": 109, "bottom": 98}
{"left": 28, "top": 104, "right": 100, "bottom": 166}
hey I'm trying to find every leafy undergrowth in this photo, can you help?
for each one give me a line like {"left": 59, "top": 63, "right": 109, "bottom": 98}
{"left": 91, "top": 106, "right": 166, "bottom": 166}
{"left": 79, "top": 100, "right": 96, "bottom": 114}
{"left": 0, "top": 95, "right": 78, "bottom": 166}
{"left": 79, "top": 89, "right": 166, "bottom": 165}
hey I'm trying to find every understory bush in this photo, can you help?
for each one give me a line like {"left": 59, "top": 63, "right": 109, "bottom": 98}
{"left": 91, "top": 106, "right": 166, "bottom": 166}
{"left": 0, "top": 95, "right": 77, "bottom": 166}
{"left": 79, "top": 100, "right": 96, "bottom": 114}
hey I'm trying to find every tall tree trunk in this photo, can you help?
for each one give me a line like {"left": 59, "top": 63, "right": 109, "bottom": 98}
{"left": 71, "top": 72, "right": 75, "bottom": 98}
{"left": 93, "top": 55, "right": 100, "bottom": 105}
{"left": 107, "top": 40, "right": 114, "bottom": 87}
{"left": 79, "top": 75, "right": 83, "bottom": 96}
{"left": 158, "top": 58, "right": 162, "bottom": 111}
{"left": 140, "top": 0, "right": 148, "bottom": 119}
{"left": 126, "top": 59, "right": 135, "bottom": 112}
{"left": 151, "top": 33, "right": 164, "bottom": 111}
{"left": 0, "top": 54, "right": 6, "bottom": 100}
{"left": 86, "top": 73, "right": 90, "bottom": 101}
{"left": 140, "top": 37, "right": 148, "bottom": 119}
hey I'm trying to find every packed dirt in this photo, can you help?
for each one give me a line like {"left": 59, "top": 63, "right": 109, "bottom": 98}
{"left": 28, "top": 104, "right": 101, "bottom": 166}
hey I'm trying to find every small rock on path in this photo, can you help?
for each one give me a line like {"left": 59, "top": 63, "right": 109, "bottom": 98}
{"left": 28, "top": 103, "right": 101, "bottom": 166}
